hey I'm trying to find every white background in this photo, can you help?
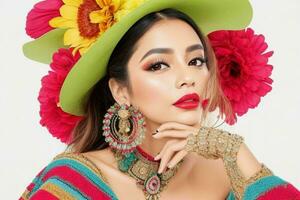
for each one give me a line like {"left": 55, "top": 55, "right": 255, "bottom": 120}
{"left": 0, "top": 0, "right": 299, "bottom": 199}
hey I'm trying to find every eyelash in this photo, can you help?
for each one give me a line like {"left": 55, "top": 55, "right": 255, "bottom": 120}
{"left": 146, "top": 57, "right": 208, "bottom": 71}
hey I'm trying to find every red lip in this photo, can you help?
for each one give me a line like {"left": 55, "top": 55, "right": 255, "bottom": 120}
{"left": 173, "top": 93, "right": 200, "bottom": 109}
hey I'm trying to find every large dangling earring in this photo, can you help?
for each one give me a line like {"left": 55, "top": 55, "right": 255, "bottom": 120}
{"left": 102, "top": 102, "right": 146, "bottom": 155}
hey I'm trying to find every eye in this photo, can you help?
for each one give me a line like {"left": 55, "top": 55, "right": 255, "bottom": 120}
{"left": 189, "top": 57, "right": 207, "bottom": 67}
{"left": 146, "top": 58, "right": 169, "bottom": 71}
{"left": 146, "top": 57, "right": 207, "bottom": 72}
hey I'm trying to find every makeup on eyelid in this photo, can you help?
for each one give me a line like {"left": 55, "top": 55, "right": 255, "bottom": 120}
{"left": 142, "top": 56, "right": 207, "bottom": 71}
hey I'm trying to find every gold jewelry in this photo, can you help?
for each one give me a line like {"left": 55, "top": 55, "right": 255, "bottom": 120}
{"left": 184, "top": 126, "right": 274, "bottom": 200}
{"left": 112, "top": 146, "right": 183, "bottom": 200}
{"left": 185, "top": 126, "right": 241, "bottom": 159}
{"left": 102, "top": 102, "right": 146, "bottom": 154}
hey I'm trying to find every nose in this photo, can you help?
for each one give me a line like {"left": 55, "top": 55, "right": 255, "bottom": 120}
{"left": 175, "top": 67, "right": 196, "bottom": 89}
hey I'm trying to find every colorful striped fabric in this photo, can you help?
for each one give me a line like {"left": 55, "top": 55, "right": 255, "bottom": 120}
{"left": 227, "top": 176, "right": 300, "bottom": 200}
{"left": 20, "top": 152, "right": 300, "bottom": 200}
{"left": 19, "top": 152, "right": 118, "bottom": 200}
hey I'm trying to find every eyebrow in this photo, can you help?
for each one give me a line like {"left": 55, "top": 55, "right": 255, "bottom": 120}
{"left": 139, "top": 44, "right": 204, "bottom": 63}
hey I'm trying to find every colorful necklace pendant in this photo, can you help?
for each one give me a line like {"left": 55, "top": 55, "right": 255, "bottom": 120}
{"left": 144, "top": 172, "right": 161, "bottom": 200}
{"left": 113, "top": 145, "right": 183, "bottom": 200}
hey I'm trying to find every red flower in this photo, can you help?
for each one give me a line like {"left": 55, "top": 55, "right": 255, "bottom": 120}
{"left": 25, "top": 0, "right": 63, "bottom": 38}
{"left": 38, "top": 48, "right": 83, "bottom": 144}
{"left": 208, "top": 28, "right": 273, "bottom": 125}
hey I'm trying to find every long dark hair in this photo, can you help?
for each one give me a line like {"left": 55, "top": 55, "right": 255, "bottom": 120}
{"left": 67, "top": 8, "right": 232, "bottom": 153}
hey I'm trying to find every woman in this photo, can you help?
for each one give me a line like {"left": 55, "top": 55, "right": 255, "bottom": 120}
{"left": 20, "top": 0, "right": 300, "bottom": 199}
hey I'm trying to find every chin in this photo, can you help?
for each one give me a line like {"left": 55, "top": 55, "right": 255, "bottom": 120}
{"left": 173, "top": 116, "right": 201, "bottom": 126}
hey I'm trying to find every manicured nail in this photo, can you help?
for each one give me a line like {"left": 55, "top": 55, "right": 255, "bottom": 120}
{"left": 158, "top": 168, "right": 162, "bottom": 174}
{"left": 152, "top": 129, "right": 159, "bottom": 135}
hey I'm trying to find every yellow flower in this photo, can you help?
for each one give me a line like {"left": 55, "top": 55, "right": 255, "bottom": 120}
{"left": 49, "top": 0, "right": 146, "bottom": 55}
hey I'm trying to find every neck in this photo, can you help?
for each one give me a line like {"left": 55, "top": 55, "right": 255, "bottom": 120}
{"left": 138, "top": 133, "right": 169, "bottom": 158}
{"left": 137, "top": 119, "right": 169, "bottom": 158}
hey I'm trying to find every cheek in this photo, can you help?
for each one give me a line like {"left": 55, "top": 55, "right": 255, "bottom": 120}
{"left": 131, "top": 73, "right": 170, "bottom": 105}
{"left": 129, "top": 72, "right": 171, "bottom": 120}
{"left": 200, "top": 68, "right": 210, "bottom": 90}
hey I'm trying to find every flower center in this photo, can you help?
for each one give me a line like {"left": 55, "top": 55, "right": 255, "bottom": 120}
{"left": 77, "top": 0, "right": 101, "bottom": 38}
{"left": 229, "top": 61, "right": 241, "bottom": 78}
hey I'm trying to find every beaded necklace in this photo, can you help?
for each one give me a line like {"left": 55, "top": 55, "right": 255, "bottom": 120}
{"left": 112, "top": 145, "right": 184, "bottom": 200}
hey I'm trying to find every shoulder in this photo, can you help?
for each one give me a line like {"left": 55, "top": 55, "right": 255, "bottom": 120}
{"left": 20, "top": 151, "right": 117, "bottom": 200}
{"left": 80, "top": 148, "right": 119, "bottom": 170}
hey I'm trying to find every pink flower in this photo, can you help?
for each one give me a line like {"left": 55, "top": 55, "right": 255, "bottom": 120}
{"left": 208, "top": 28, "right": 274, "bottom": 125}
{"left": 38, "top": 48, "right": 83, "bottom": 144}
{"left": 26, "top": 0, "right": 63, "bottom": 38}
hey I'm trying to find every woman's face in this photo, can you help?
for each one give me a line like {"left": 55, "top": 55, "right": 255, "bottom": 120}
{"left": 126, "top": 19, "right": 210, "bottom": 127}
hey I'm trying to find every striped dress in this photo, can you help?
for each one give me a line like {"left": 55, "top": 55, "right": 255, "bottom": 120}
{"left": 19, "top": 152, "right": 300, "bottom": 200}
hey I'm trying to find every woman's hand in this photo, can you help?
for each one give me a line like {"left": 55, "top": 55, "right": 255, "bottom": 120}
{"left": 152, "top": 122, "right": 275, "bottom": 200}
{"left": 152, "top": 121, "right": 200, "bottom": 174}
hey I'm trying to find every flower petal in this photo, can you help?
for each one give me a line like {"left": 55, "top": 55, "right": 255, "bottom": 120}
{"left": 25, "top": 0, "right": 63, "bottom": 38}
{"left": 63, "top": 0, "right": 83, "bottom": 7}
{"left": 64, "top": 28, "right": 83, "bottom": 46}
{"left": 60, "top": 5, "right": 78, "bottom": 20}
{"left": 112, "top": 0, "right": 122, "bottom": 11}
{"left": 89, "top": 10, "right": 107, "bottom": 23}
{"left": 38, "top": 48, "right": 83, "bottom": 144}
{"left": 49, "top": 16, "right": 77, "bottom": 28}
{"left": 95, "top": 0, "right": 107, "bottom": 8}
{"left": 208, "top": 28, "right": 274, "bottom": 125}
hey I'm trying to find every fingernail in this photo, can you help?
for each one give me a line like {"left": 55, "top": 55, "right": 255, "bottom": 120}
{"left": 152, "top": 129, "right": 159, "bottom": 135}
{"left": 158, "top": 168, "right": 162, "bottom": 174}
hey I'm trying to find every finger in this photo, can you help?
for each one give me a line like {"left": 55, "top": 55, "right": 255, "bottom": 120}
{"left": 153, "top": 129, "right": 193, "bottom": 139}
{"left": 157, "top": 121, "right": 195, "bottom": 132}
{"left": 167, "top": 150, "right": 188, "bottom": 169}
{"left": 158, "top": 141, "right": 185, "bottom": 174}
{"left": 159, "top": 139, "right": 187, "bottom": 159}
{"left": 155, "top": 140, "right": 178, "bottom": 160}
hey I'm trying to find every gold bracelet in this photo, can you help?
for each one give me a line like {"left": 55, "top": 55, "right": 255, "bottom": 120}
{"left": 185, "top": 126, "right": 244, "bottom": 159}
{"left": 184, "top": 126, "right": 274, "bottom": 200}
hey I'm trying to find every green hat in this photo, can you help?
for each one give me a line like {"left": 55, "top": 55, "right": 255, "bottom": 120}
{"left": 23, "top": 0, "right": 253, "bottom": 116}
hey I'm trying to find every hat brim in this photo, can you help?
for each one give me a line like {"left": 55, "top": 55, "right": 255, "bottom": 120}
{"left": 23, "top": 0, "right": 253, "bottom": 116}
